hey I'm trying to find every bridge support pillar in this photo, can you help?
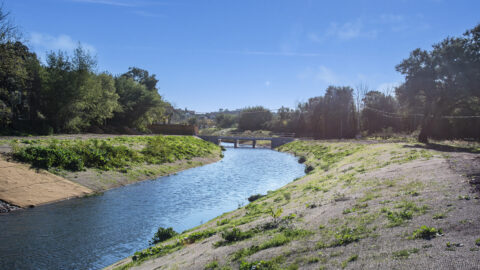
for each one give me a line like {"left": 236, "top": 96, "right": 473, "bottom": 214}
{"left": 234, "top": 140, "right": 238, "bottom": 148}
{"left": 252, "top": 140, "right": 256, "bottom": 148}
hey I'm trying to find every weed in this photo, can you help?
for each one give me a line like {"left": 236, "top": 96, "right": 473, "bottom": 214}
{"left": 269, "top": 207, "right": 283, "bottom": 224}
{"left": 411, "top": 226, "right": 442, "bottom": 240}
{"left": 217, "top": 219, "right": 230, "bottom": 226}
{"left": 432, "top": 213, "right": 446, "bottom": 219}
{"left": 215, "top": 228, "right": 254, "bottom": 246}
{"left": 381, "top": 207, "right": 413, "bottom": 227}
{"left": 333, "top": 192, "right": 348, "bottom": 202}
{"left": 392, "top": 248, "right": 419, "bottom": 259}
{"left": 232, "top": 229, "right": 312, "bottom": 261}
{"left": 358, "top": 192, "right": 379, "bottom": 202}
{"left": 183, "top": 229, "right": 216, "bottom": 244}
{"left": 132, "top": 241, "right": 182, "bottom": 262}
{"left": 341, "top": 254, "right": 358, "bottom": 268}
{"left": 476, "top": 238, "right": 480, "bottom": 246}
{"left": 204, "top": 260, "right": 219, "bottom": 270}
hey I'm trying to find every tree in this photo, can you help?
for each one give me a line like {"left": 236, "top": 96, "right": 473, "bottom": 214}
{"left": 112, "top": 67, "right": 167, "bottom": 131}
{"left": 40, "top": 46, "right": 120, "bottom": 132}
{"left": 311, "top": 86, "right": 357, "bottom": 139}
{"left": 0, "top": 4, "right": 19, "bottom": 43}
{"left": 238, "top": 106, "right": 272, "bottom": 131}
{"left": 361, "top": 91, "right": 399, "bottom": 134}
{"left": 396, "top": 24, "right": 480, "bottom": 142}
{"left": 0, "top": 41, "right": 41, "bottom": 128}
{"left": 215, "top": 113, "right": 237, "bottom": 128}
{"left": 121, "top": 67, "right": 159, "bottom": 91}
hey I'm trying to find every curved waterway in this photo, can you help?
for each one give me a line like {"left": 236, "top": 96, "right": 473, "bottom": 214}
{"left": 0, "top": 145, "right": 305, "bottom": 270}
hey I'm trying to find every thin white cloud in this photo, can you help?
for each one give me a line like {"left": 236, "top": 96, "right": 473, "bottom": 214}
{"left": 229, "top": 50, "right": 325, "bottom": 57}
{"left": 326, "top": 19, "right": 377, "bottom": 40}
{"left": 132, "top": 10, "right": 165, "bottom": 18}
{"left": 70, "top": 0, "right": 136, "bottom": 7}
{"left": 379, "top": 14, "right": 404, "bottom": 24}
{"left": 377, "top": 82, "right": 401, "bottom": 95}
{"left": 307, "top": 33, "right": 323, "bottom": 43}
{"left": 298, "top": 66, "right": 341, "bottom": 85}
{"left": 315, "top": 66, "right": 340, "bottom": 84}
{"left": 29, "top": 32, "right": 96, "bottom": 54}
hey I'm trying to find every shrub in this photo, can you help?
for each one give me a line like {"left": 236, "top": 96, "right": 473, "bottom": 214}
{"left": 216, "top": 228, "right": 254, "bottom": 246}
{"left": 304, "top": 165, "right": 314, "bottom": 173}
{"left": 248, "top": 194, "right": 265, "bottom": 202}
{"left": 298, "top": 156, "right": 306, "bottom": 163}
{"left": 150, "top": 227, "right": 178, "bottom": 245}
{"left": 412, "top": 226, "right": 442, "bottom": 240}
{"left": 13, "top": 145, "right": 84, "bottom": 171}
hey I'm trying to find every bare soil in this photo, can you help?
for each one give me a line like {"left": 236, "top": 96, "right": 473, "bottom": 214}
{"left": 109, "top": 141, "right": 480, "bottom": 270}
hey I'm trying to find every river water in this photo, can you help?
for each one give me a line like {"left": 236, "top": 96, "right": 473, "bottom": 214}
{"left": 0, "top": 145, "right": 305, "bottom": 269}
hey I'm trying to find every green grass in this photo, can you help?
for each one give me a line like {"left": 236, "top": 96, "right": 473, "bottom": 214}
{"left": 341, "top": 254, "right": 358, "bottom": 268}
{"left": 392, "top": 248, "right": 419, "bottom": 259}
{"left": 12, "top": 136, "right": 220, "bottom": 172}
{"left": 232, "top": 228, "right": 312, "bottom": 261}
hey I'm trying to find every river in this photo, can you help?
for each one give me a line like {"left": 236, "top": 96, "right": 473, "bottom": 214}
{"left": 0, "top": 145, "right": 305, "bottom": 269}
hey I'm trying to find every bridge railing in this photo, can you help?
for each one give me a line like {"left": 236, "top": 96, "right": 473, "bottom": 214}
{"left": 226, "top": 132, "right": 296, "bottom": 138}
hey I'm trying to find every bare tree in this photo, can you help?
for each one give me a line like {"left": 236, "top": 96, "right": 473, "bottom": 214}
{"left": 354, "top": 82, "right": 369, "bottom": 132}
{"left": 0, "top": 3, "right": 19, "bottom": 43}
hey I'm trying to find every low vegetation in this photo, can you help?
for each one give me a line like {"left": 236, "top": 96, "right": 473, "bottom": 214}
{"left": 150, "top": 227, "right": 178, "bottom": 245}
{"left": 11, "top": 135, "right": 220, "bottom": 172}
{"left": 113, "top": 140, "right": 479, "bottom": 270}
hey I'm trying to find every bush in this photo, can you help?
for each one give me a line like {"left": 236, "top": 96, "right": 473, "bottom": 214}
{"left": 13, "top": 145, "right": 84, "bottom": 171}
{"left": 304, "top": 165, "right": 314, "bottom": 173}
{"left": 412, "top": 225, "right": 442, "bottom": 240}
{"left": 248, "top": 194, "right": 265, "bottom": 202}
{"left": 150, "top": 227, "right": 178, "bottom": 245}
{"left": 298, "top": 156, "right": 306, "bottom": 163}
{"left": 220, "top": 228, "right": 253, "bottom": 243}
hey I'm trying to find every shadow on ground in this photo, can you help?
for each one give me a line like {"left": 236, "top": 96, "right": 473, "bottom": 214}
{"left": 404, "top": 143, "right": 479, "bottom": 154}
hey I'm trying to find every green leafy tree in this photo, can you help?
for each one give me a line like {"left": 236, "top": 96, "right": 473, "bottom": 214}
{"left": 0, "top": 41, "right": 41, "bottom": 129}
{"left": 396, "top": 24, "right": 480, "bottom": 142}
{"left": 238, "top": 106, "right": 272, "bottom": 131}
{"left": 112, "top": 68, "right": 166, "bottom": 131}
{"left": 40, "top": 46, "right": 120, "bottom": 132}
{"left": 215, "top": 113, "right": 237, "bottom": 128}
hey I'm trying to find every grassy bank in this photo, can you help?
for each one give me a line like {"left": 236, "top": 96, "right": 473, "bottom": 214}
{"left": 109, "top": 140, "right": 480, "bottom": 270}
{"left": 1, "top": 135, "right": 222, "bottom": 193}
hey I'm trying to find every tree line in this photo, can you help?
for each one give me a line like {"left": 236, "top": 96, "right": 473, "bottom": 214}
{"left": 0, "top": 7, "right": 169, "bottom": 135}
{"left": 213, "top": 24, "right": 480, "bottom": 142}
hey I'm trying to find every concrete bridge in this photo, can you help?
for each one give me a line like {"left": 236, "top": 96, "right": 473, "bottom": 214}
{"left": 198, "top": 135, "right": 295, "bottom": 149}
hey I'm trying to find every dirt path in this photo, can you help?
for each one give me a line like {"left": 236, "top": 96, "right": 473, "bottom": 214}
{"left": 0, "top": 157, "right": 93, "bottom": 210}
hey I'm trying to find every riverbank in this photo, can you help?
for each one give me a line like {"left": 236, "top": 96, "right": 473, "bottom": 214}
{"left": 0, "top": 135, "right": 222, "bottom": 211}
{"left": 109, "top": 140, "right": 480, "bottom": 270}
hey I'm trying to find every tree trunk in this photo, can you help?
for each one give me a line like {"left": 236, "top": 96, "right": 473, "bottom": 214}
{"left": 418, "top": 115, "right": 433, "bottom": 143}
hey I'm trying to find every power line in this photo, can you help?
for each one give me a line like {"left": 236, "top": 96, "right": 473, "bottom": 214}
{"left": 363, "top": 106, "right": 480, "bottom": 119}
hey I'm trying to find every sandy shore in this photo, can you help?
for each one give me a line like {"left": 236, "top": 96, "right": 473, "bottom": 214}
{"left": 0, "top": 157, "right": 93, "bottom": 210}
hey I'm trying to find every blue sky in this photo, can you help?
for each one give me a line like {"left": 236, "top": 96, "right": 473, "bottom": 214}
{"left": 4, "top": 0, "right": 480, "bottom": 112}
